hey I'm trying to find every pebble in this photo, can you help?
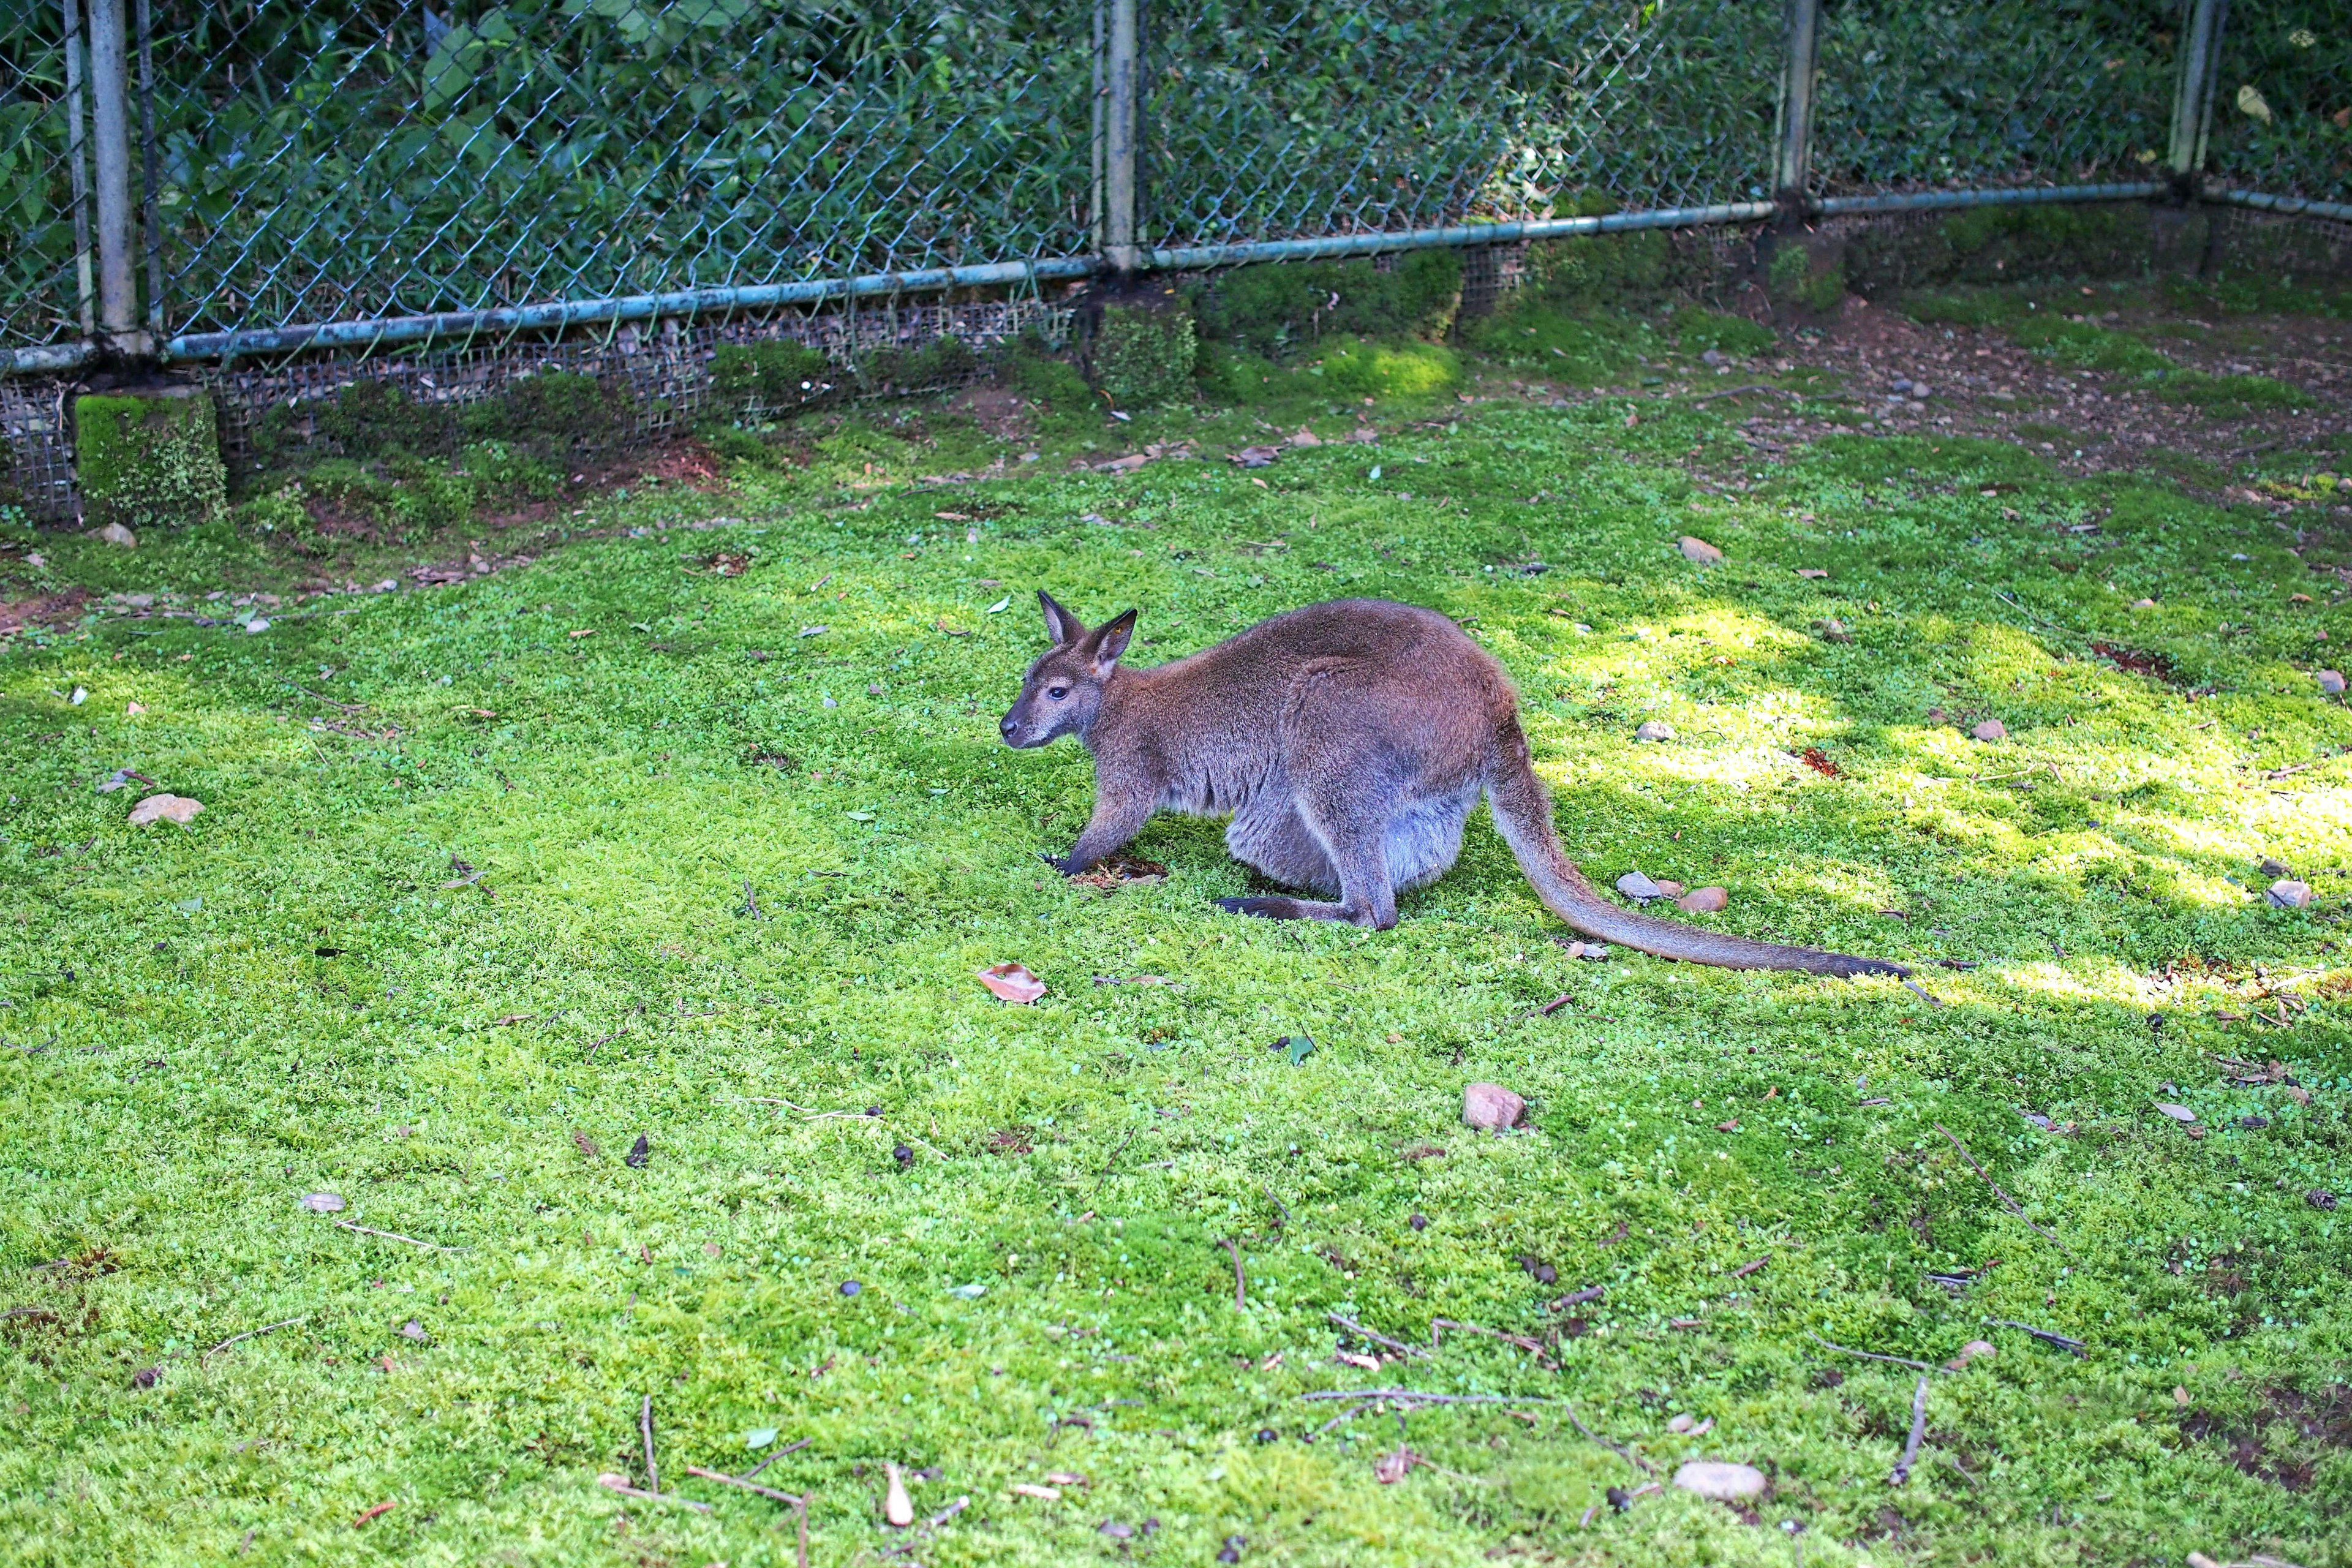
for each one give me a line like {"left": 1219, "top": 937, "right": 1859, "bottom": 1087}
{"left": 1635, "top": 720, "right": 1676, "bottom": 742}
{"left": 90, "top": 522, "right": 137, "bottom": 548}
{"left": 2266, "top": 879, "right": 2313, "bottom": 909}
{"left": 1970, "top": 719, "right": 2007, "bottom": 742}
{"left": 2316, "top": 669, "right": 2345, "bottom": 694}
{"left": 1676, "top": 886, "right": 1730, "bottom": 913}
{"left": 1678, "top": 535, "right": 1724, "bottom": 565}
{"left": 1672, "top": 1460, "right": 1768, "bottom": 1501}
{"left": 298, "top": 1192, "right": 345, "bottom": 1213}
{"left": 1616, "top": 871, "right": 1664, "bottom": 900}
{"left": 1462, "top": 1082, "right": 1526, "bottom": 1132}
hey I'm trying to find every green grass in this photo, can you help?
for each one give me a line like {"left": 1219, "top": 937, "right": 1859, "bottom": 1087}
{"left": 4, "top": 350, "right": 2351, "bottom": 1568}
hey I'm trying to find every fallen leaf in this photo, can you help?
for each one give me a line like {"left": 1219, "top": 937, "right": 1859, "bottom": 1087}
{"left": 745, "top": 1426, "right": 778, "bottom": 1449}
{"left": 1099, "top": 453, "right": 1152, "bottom": 472}
{"left": 625, "top": 1133, "right": 650, "bottom": 1167}
{"left": 96, "top": 767, "right": 149, "bottom": 793}
{"left": 1947, "top": 1338, "right": 1996, "bottom": 1371}
{"left": 1011, "top": 1483, "right": 1063, "bottom": 1501}
{"left": 1068, "top": 851, "right": 1168, "bottom": 891}
{"left": 1463, "top": 1082, "right": 1526, "bottom": 1131}
{"left": 1229, "top": 446, "right": 1281, "bottom": 469}
{"left": 977, "top": 962, "right": 1047, "bottom": 1004}
{"left": 92, "top": 522, "right": 137, "bottom": 548}
{"left": 1287, "top": 427, "right": 1321, "bottom": 448}
{"left": 799, "top": 624, "right": 829, "bottom": 637}
{"left": 567, "top": 628, "right": 595, "bottom": 639}
{"left": 353, "top": 1501, "right": 397, "bottom": 1527}
{"left": 1796, "top": 568, "right": 1829, "bottom": 579}
{"left": 1280, "top": 1033, "right": 1316, "bottom": 1065}
{"left": 2153, "top": 1102, "right": 2199, "bottom": 1124}
{"left": 1678, "top": 535, "right": 1723, "bottom": 565}
{"left": 1815, "top": 617, "right": 1852, "bottom": 643}
{"left": 571, "top": 1129, "right": 601, "bottom": 1161}
{"left": 2236, "top": 82, "right": 2273, "bottom": 123}
{"left": 1972, "top": 719, "right": 2007, "bottom": 742}
{"left": 1561, "top": 940, "right": 1610, "bottom": 959}
{"left": 1716, "top": 1120, "right": 1741, "bottom": 1133}
{"left": 126, "top": 701, "right": 146, "bottom": 715}
{"left": 1374, "top": 1445, "right": 1420, "bottom": 1484}
{"left": 1677, "top": 886, "right": 1729, "bottom": 914}
{"left": 986, "top": 597, "right": 1011, "bottom": 614}
{"left": 127, "top": 793, "right": 203, "bottom": 827}
{"left": 884, "top": 1461, "right": 915, "bottom": 1526}
{"left": 299, "top": 1192, "right": 345, "bottom": 1213}
{"left": 1799, "top": 746, "right": 1841, "bottom": 777}
{"left": 1099, "top": 1520, "right": 1136, "bottom": 1539}
{"left": 1042, "top": 1471, "right": 1088, "bottom": 1487}
{"left": 1336, "top": 1351, "right": 1381, "bottom": 1371}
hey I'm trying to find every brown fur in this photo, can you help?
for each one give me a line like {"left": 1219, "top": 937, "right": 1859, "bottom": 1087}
{"left": 1000, "top": 594, "right": 1907, "bottom": 978}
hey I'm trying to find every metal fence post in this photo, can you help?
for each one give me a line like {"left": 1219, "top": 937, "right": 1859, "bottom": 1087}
{"left": 62, "top": 0, "right": 96, "bottom": 341}
{"left": 86, "top": 0, "right": 146, "bottom": 355}
{"left": 2166, "top": 0, "right": 2228, "bottom": 200}
{"left": 1101, "top": 0, "right": 1140, "bottom": 274}
{"left": 1773, "top": 0, "right": 1822, "bottom": 224}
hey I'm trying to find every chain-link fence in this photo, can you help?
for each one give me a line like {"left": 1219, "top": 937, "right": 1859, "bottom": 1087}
{"left": 5, "top": 1, "right": 2350, "bottom": 514}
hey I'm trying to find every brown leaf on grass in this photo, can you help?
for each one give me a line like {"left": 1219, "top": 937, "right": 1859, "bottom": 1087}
{"left": 353, "top": 1501, "right": 397, "bottom": 1528}
{"left": 1677, "top": 535, "right": 1723, "bottom": 565}
{"left": 1799, "top": 746, "right": 1841, "bottom": 777}
{"left": 709, "top": 552, "right": 750, "bottom": 577}
{"left": 977, "top": 962, "right": 1047, "bottom": 1004}
{"left": 572, "top": 1131, "right": 601, "bottom": 1160}
{"left": 1374, "top": 1446, "right": 1422, "bottom": 1484}
{"left": 1068, "top": 852, "right": 1168, "bottom": 891}
{"left": 933, "top": 619, "right": 972, "bottom": 637}
{"left": 1287, "top": 427, "right": 1322, "bottom": 448}
{"left": 1010, "top": 1483, "right": 1062, "bottom": 1501}
{"left": 987, "top": 1126, "right": 1035, "bottom": 1155}
{"left": 127, "top": 794, "right": 203, "bottom": 827}
{"left": 1399, "top": 1142, "right": 1447, "bottom": 1161}
{"left": 1796, "top": 567, "right": 1829, "bottom": 579}
{"left": 1229, "top": 446, "right": 1281, "bottom": 469}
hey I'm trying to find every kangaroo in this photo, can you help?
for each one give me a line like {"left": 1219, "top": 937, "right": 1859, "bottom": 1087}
{"left": 998, "top": 593, "right": 1908, "bottom": 978}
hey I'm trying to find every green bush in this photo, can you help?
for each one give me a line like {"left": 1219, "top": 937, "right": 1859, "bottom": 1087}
{"left": 1670, "top": 307, "right": 1776, "bottom": 356}
{"left": 466, "top": 370, "right": 628, "bottom": 453}
{"left": 1765, "top": 243, "right": 1843, "bottom": 315}
{"left": 1193, "top": 342, "right": 1285, "bottom": 403}
{"left": 859, "top": 334, "right": 978, "bottom": 394}
{"left": 1191, "top": 250, "right": 1461, "bottom": 356}
{"left": 1311, "top": 337, "right": 1462, "bottom": 399}
{"left": 712, "top": 339, "right": 834, "bottom": 412}
{"left": 1846, "top": 202, "right": 2155, "bottom": 296}
{"left": 1090, "top": 304, "right": 1198, "bottom": 406}
{"left": 1004, "top": 337, "right": 1096, "bottom": 415}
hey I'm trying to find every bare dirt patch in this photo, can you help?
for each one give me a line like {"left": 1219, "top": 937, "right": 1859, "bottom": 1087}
{"left": 0, "top": 586, "right": 93, "bottom": 638}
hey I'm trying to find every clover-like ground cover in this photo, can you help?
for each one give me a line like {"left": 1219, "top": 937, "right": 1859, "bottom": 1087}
{"left": 2, "top": 285, "right": 2349, "bottom": 1567}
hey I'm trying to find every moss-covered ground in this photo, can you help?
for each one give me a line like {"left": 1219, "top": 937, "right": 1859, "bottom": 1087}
{"left": 2, "top": 282, "right": 2350, "bottom": 1568}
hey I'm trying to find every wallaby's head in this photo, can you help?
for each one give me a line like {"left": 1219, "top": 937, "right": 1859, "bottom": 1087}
{"left": 999, "top": 591, "right": 1137, "bottom": 748}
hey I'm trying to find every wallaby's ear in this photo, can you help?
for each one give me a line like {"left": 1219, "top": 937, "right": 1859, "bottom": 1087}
{"left": 1087, "top": 608, "right": 1138, "bottom": 674}
{"left": 1038, "top": 590, "right": 1084, "bottom": 647}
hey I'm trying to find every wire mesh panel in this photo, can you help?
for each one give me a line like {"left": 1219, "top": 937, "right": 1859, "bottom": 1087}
{"left": 1809, "top": 0, "right": 2177, "bottom": 194}
{"left": 0, "top": 5, "right": 87, "bottom": 353}
{"left": 2204, "top": 3, "right": 2351, "bottom": 202}
{"left": 142, "top": 0, "right": 1095, "bottom": 346}
{"left": 1144, "top": 0, "right": 1782, "bottom": 250}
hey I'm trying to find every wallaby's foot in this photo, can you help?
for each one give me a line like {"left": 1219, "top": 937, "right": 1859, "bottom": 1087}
{"left": 1041, "top": 851, "right": 1089, "bottom": 876}
{"left": 1216, "top": 894, "right": 1395, "bottom": 929}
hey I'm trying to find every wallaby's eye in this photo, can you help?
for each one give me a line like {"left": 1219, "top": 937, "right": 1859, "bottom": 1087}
{"left": 1047, "top": 685, "right": 1069, "bottom": 701}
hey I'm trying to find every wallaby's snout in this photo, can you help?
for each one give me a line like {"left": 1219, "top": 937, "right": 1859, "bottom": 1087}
{"left": 1000, "top": 590, "right": 1137, "bottom": 750}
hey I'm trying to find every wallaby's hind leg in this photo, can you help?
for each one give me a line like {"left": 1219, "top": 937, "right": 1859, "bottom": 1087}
{"left": 1217, "top": 796, "right": 1398, "bottom": 929}
{"left": 1384, "top": 784, "right": 1477, "bottom": 892}
{"left": 1224, "top": 801, "right": 1340, "bottom": 895}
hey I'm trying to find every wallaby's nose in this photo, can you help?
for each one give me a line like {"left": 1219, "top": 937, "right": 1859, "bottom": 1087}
{"left": 999, "top": 715, "right": 1018, "bottom": 736}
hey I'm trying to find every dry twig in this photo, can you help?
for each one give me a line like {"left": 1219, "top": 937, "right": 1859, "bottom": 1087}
{"left": 1806, "top": 1330, "right": 1940, "bottom": 1374}
{"left": 641, "top": 1395, "right": 660, "bottom": 1494}
{"left": 1562, "top": 1402, "right": 1656, "bottom": 1475}
{"left": 1890, "top": 1376, "right": 1929, "bottom": 1485}
{"left": 203, "top": 1314, "right": 309, "bottom": 1363}
{"left": 1932, "top": 1123, "right": 2077, "bottom": 1259}
{"left": 1222, "top": 1238, "right": 1245, "bottom": 1309}
{"left": 1327, "top": 1311, "right": 1421, "bottom": 1359}
{"left": 333, "top": 1219, "right": 458, "bottom": 1251}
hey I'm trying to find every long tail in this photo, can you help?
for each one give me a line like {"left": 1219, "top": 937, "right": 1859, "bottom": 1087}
{"left": 1484, "top": 734, "right": 1909, "bottom": 979}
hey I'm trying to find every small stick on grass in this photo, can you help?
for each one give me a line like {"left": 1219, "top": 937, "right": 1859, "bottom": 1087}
{"left": 1327, "top": 1311, "right": 1420, "bottom": 1359}
{"left": 1537, "top": 992, "right": 1574, "bottom": 1016}
{"left": 741, "top": 1436, "right": 812, "bottom": 1480}
{"left": 1986, "top": 1318, "right": 2087, "bottom": 1357}
{"left": 1562, "top": 1401, "right": 1656, "bottom": 1475}
{"left": 1806, "top": 1330, "right": 1940, "bottom": 1374}
{"left": 1889, "top": 1376, "right": 1929, "bottom": 1485}
{"left": 1303, "top": 1389, "right": 1537, "bottom": 1405}
{"left": 595, "top": 1474, "right": 712, "bottom": 1513}
{"left": 641, "top": 1395, "right": 659, "bottom": 1494}
{"left": 1932, "top": 1123, "right": 2078, "bottom": 1259}
{"left": 1430, "top": 1318, "right": 1544, "bottom": 1354}
{"left": 203, "top": 1314, "right": 309, "bottom": 1363}
{"left": 334, "top": 1219, "right": 459, "bottom": 1251}
{"left": 684, "top": 1465, "right": 802, "bottom": 1505}
{"left": 1222, "top": 1238, "right": 1245, "bottom": 1309}
{"left": 1311, "top": 1399, "right": 1375, "bottom": 1438}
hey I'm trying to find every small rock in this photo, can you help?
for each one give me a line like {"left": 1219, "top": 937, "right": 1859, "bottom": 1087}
{"left": 840, "top": 1279, "right": 862, "bottom": 1296}
{"left": 1517, "top": 1254, "right": 1557, "bottom": 1285}
{"left": 1616, "top": 870, "right": 1664, "bottom": 900}
{"left": 2130, "top": 597, "right": 2157, "bottom": 609}
{"left": 2153, "top": 1102, "right": 2199, "bottom": 1124}
{"left": 1700, "top": 349, "right": 1726, "bottom": 366}
{"left": 298, "top": 1192, "right": 345, "bottom": 1213}
{"left": 1970, "top": 719, "right": 2007, "bottom": 742}
{"left": 244, "top": 617, "right": 271, "bottom": 635}
{"left": 1634, "top": 720, "right": 1675, "bottom": 742}
{"left": 1099, "top": 1520, "right": 1135, "bottom": 1539}
{"left": 625, "top": 1134, "right": 650, "bottom": 1167}
{"left": 1815, "top": 617, "right": 1851, "bottom": 643}
{"left": 1909, "top": 382, "right": 1932, "bottom": 399}
{"left": 90, "top": 522, "right": 137, "bottom": 548}
{"left": 1924, "top": 706, "right": 1948, "bottom": 725}
{"left": 1946, "top": 1338, "right": 1996, "bottom": 1371}
{"left": 131, "top": 1366, "right": 161, "bottom": 1389}
{"left": 1667, "top": 1412, "right": 1718, "bottom": 1434}
{"left": 1677, "top": 886, "right": 1730, "bottom": 914}
{"left": 1409, "top": 1213, "right": 1428, "bottom": 1231}
{"left": 398, "top": 1319, "right": 428, "bottom": 1342}
{"left": 892, "top": 1142, "right": 914, "bottom": 1167}
{"left": 127, "top": 793, "right": 203, "bottom": 827}
{"left": 2316, "top": 669, "right": 2346, "bottom": 695}
{"left": 2266, "top": 880, "right": 2312, "bottom": 909}
{"left": 1562, "top": 940, "right": 1610, "bottom": 959}
{"left": 1463, "top": 1082, "right": 1526, "bottom": 1132}
{"left": 1678, "top": 535, "right": 1724, "bottom": 565}
{"left": 2258, "top": 857, "right": 2290, "bottom": 876}
{"left": 1672, "top": 1460, "right": 1768, "bottom": 1501}
{"left": 884, "top": 1461, "right": 915, "bottom": 1526}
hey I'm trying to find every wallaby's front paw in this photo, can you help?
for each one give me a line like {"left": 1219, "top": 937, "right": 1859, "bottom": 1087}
{"left": 1040, "top": 851, "right": 1077, "bottom": 876}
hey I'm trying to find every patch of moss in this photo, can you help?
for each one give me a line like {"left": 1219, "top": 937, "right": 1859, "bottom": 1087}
{"left": 1672, "top": 306, "right": 1777, "bottom": 356}
{"left": 1191, "top": 250, "right": 1461, "bottom": 356}
{"left": 1310, "top": 336, "right": 1461, "bottom": 399}
{"left": 74, "top": 389, "right": 229, "bottom": 532}
{"left": 1848, "top": 202, "right": 2156, "bottom": 296}
{"left": 1457, "top": 304, "right": 1658, "bottom": 382}
{"left": 1090, "top": 304, "right": 1197, "bottom": 407}
{"left": 315, "top": 380, "right": 459, "bottom": 459}
{"left": 1522, "top": 195, "right": 1672, "bottom": 311}
{"left": 858, "top": 334, "right": 978, "bottom": 396}
{"left": 712, "top": 339, "right": 835, "bottom": 414}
